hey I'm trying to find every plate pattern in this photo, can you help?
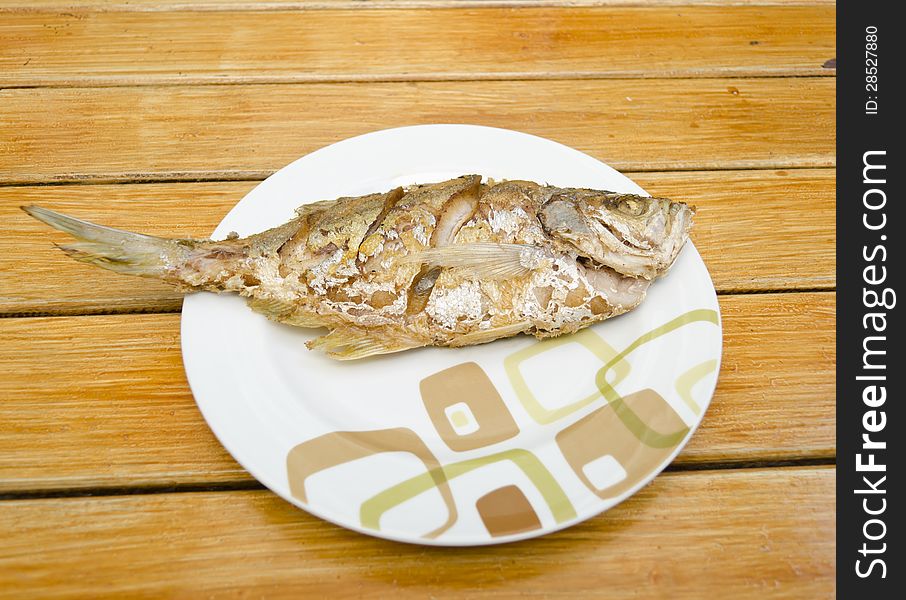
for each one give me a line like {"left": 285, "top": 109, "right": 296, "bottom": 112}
{"left": 285, "top": 308, "right": 719, "bottom": 543}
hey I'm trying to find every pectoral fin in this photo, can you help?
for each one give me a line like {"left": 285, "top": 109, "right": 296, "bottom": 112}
{"left": 400, "top": 243, "right": 547, "bottom": 280}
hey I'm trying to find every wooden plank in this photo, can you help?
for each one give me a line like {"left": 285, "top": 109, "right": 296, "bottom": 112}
{"left": 0, "top": 292, "right": 834, "bottom": 493}
{"left": 0, "top": 169, "right": 833, "bottom": 315}
{"left": 0, "top": 78, "right": 835, "bottom": 185}
{"left": 0, "top": 467, "right": 835, "bottom": 598}
{"left": 0, "top": 313, "right": 248, "bottom": 492}
{"left": 682, "top": 292, "right": 834, "bottom": 464}
{"left": 634, "top": 168, "right": 836, "bottom": 293}
{"left": 0, "top": 1, "right": 841, "bottom": 14}
{"left": 0, "top": 6, "right": 835, "bottom": 86}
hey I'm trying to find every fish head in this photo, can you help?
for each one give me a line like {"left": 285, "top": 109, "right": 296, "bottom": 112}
{"left": 538, "top": 190, "right": 694, "bottom": 279}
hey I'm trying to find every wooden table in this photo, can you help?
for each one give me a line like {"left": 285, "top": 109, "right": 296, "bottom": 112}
{"left": 0, "top": 1, "right": 836, "bottom": 597}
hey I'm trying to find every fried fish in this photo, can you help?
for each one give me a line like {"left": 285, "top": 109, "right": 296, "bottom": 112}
{"left": 23, "top": 175, "right": 694, "bottom": 359}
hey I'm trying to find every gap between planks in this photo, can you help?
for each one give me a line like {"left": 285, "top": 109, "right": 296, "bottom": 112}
{"left": 0, "top": 458, "right": 835, "bottom": 501}
{"left": 0, "top": 163, "right": 835, "bottom": 188}
{"left": 0, "top": 287, "right": 838, "bottom": 320}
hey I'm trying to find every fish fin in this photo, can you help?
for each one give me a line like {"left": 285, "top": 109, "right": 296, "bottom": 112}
{"left": 246, "top": 297, "right": 296, "bottom": 319}
{"left": 246, "top": 297, "right": 328, "bottom": 328}
{"left": 400, "top": 243, "right": 545, "bottom": 280}
{"left": 448, "top": 321, "right": 531, "bottom": 347}
{"left": 281, "top": 313, "right": 328, "bottom": 328}
{"left": 307, "top": 326, "right": 424, "bottom": 360}
{"left": 23, "top": 205, "right": 187, "bottom": 278}
{"left": 293, "top": 197, "right": 340, "bottom": 218}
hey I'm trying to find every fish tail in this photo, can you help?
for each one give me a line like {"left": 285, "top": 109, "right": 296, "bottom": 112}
{"left": 22, "top": 205, "right": 188, "bottom": 279}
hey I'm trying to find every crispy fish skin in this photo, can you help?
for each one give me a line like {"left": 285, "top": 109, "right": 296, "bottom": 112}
{"left": 23, "top": 175, "right": 694, "bottom": 359}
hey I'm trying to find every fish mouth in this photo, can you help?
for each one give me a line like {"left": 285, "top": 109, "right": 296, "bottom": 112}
{"left": 590, "top": 200, "right": 694, "bottom": 277}
{"left": 564, "top": 218, "right": 679, "bottom": 280}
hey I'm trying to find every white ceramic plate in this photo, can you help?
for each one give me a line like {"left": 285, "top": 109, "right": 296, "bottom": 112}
{"left": 181, "top": 125, "right": 722, "bottom": 546}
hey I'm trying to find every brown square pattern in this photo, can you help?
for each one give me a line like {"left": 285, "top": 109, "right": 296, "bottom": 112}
{"left": 420, "top": 362, "right": 520, "bottom": 452}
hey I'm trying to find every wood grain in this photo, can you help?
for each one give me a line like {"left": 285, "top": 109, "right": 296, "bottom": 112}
{"left": 683, "top": 291, "right": 835, "bottom": 464}
{"left": 0, "top": 292, "right": 834, "bottom": 493}
{"left": 0, "top": 313, "right": 247, "bottom": 492}
{"left": 0, "top": 169, "right": 834, "bottom": 315}
{"left": 1, "top": 6, "right": 835, "bottom": 86}
{"left": 634, "top": 168, "right": 836, "bottom": 292}
{"left": 0, "top": 1, "right": 840, "bottom": 13}
{"left": 0, "top": 78, "right": 835, "bottom": 185}
{"left": 0, "top": 467, "right": 835, "bottom": 598}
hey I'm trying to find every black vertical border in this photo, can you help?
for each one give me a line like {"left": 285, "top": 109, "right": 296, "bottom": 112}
{"left": 837, "top": 1, "right": 900, "bottom": 596}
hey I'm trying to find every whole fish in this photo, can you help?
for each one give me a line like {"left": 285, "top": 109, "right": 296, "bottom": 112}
{"left": 23, "top": 175, "right": 694, "bottom": 359}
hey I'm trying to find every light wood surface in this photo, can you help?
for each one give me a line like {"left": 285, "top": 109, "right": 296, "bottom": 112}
{"left": 0, "top": 292, "right": 833, "bottom": 493}
{"left": 0, "top": 467, "right": 835, "bottom": 599}
{"left": 0, "top": 78, "right": 835, "bottom": 184}
{"left": 1, "top": 6, "right": 835, "bottom": 86}
{"left": 0, "top": 168, "right": 833, "bottom": 315}
{"left": 0, "top": 0, "right": 835, "bottom": 595}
